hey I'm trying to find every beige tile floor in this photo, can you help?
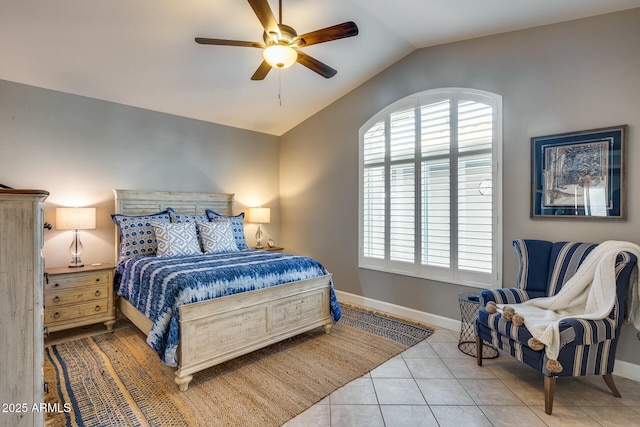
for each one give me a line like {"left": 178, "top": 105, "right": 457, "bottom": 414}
{"left": 284, "top": 327, "right": 640, "bottom": 427}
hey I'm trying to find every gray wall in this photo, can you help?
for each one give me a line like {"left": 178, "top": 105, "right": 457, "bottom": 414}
{"left": 0, "top": 80, "right": 280, "bottom": 267}
{"left": 279, "top": 10, "right": 640, "bottom": 363}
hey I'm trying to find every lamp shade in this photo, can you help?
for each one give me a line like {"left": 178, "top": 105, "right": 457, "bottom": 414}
{"left": 56, "top": 207, "right": 96, "bottom": 230}
{"left": 248, "top": 207, "right": 270, "bottom": 224}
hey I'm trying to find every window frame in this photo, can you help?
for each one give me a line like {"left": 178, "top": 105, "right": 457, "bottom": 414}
{"left": 358, "top": 88, "right": 502, "bottom": 289}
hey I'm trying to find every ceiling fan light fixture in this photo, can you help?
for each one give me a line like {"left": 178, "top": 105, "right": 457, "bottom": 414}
{"left": 263, "top": 44, "right": 297, "bottom": 69}
{"left": 195, "top": 1, "right": 359, "bottom": 80}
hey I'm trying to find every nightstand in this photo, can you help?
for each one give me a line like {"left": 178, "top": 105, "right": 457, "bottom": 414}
{"left": 44, "top": 264, "right": 116, "bottom": 333}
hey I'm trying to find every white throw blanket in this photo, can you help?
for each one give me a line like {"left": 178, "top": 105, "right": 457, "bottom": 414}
{"left": 499, "top": 240, "right": 640, "bottom": 361}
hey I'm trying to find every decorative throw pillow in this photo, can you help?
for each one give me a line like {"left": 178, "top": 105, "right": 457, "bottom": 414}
{"left": 152, "top": 222, "right": 202, "bottom": 257}
{"left": 197, "top": 220, "right": 239, "bottom": 254}
{"left": 167, "top": 207, "right": 209, "bottom": 224}
{"left": 205, "top": 210, "right": 248, "bottom": 249}
{"left": 111, "top": 211, "right": 171, "bottom": 260}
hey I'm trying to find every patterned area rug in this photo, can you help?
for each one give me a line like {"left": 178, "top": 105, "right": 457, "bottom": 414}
{"left": 44, "top": 306, "right": 433, "bottom": 427}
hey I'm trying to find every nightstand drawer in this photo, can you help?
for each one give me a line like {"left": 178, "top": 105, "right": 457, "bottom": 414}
{"left": 45, "top": 271, "right": 110, "bottom": 291}
{"left": 44, "top": 283, "right": 110, "bottom": 307}
{"left": 44, "top": 300, "right": 110, "bottom": 325}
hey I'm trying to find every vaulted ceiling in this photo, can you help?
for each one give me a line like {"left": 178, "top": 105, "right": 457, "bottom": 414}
{"left": 2, "top": 0, "right": 639, "bottom": 135}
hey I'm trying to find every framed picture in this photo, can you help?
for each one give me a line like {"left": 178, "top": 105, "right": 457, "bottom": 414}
{"left": 531, "top": 125, "right": 627, "bottom": 219}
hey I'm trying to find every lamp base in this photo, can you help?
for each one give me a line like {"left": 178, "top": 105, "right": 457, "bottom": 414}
{"left": 255, "top": 223, "right": 264, "bottom": 249}
{"left": 68, "top": 230, "right": 85, "bottom": 268}
{"left": 68, "top": 259, "right": 84, "bottom": 268}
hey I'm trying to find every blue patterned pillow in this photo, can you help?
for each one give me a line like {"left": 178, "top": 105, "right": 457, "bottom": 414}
{"left": 205, "top": 210, "right": 247, "bottom": 249}
{"left": 167, "top": 207, "right": 209, "bottom": 224}
{"left": 111, "top": 211, "right": 171, "bottom": 260}
{"left": 152, "top": 222, "right": 202, "bottom": 257}
{"left": 197, "top": 220, "right": 239, "bottom": 254}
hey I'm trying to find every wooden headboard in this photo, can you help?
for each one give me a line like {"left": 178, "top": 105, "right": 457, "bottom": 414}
{"left": 113, "top": 189, "right": 234, "bottom": 217}
{"left": 113, "top": 189, "right": 235, "bottom": 262}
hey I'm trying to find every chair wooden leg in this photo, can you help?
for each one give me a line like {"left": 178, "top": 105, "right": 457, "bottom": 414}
{"left": 544, "top": 376, "right": 556, "bottom": 415}
{"left": 476, "top": 336, "right": 483, "bottom": 366}
{"left": 603, "top": 374, "right": 622, "bottom": 398}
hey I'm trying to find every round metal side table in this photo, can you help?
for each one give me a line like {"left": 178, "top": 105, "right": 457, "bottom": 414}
{"left": 457, "top": 293, "right": 498, "bottom": 358}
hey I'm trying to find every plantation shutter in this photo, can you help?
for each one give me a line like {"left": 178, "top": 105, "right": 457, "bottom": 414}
{"left": 362, "top": 122, "right": 385, "bottom": 259}
{"left": 421, "top": 100, "right": 451, "bottom": 268}
{"left": 359, "top": 88, "right": 501, "bottom": 289}
{"left": 457, "top": 100, "right": 493, "bottom": 273}
{"left": 389, "top": 108, "right": 415, "bottom": 262}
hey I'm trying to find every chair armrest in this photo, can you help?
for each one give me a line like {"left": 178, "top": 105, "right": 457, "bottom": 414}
{"left": 558, "top": 317, "right": 617, "bottom": 346}
{"left": 480, "top": 288, "right": 542, "bottom": 305}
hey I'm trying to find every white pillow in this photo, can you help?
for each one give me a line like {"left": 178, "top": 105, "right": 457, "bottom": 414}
{"left": 152, "top": 222, "right": 202, "bottom": 257}
{"left": 197, "top": 220, "right": 239, "bottom": 254}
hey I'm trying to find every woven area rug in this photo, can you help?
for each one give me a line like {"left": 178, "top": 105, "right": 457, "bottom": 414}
{"left": 44, "top": 306, "right": 433, "bottom": 427}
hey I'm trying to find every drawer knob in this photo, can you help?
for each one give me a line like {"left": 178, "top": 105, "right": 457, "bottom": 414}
{"left": 53, "top": 312, "right": 60, "bottom": 319}
{"left": 95, "top": 305, "right": 101, "bottom": 312}
{"left": 95, "top": 278, "right": 100, "bottom": 282}
{"left": 54, "top": 283, "right": 60, "bottom": 287}
{"left": 95, "top": 290, "right": 101, "bottom": 297}
{"left": 53, "top": 296, "right": 60, "bottom": 303}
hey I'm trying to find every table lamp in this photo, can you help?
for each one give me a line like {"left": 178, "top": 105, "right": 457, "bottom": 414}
{"left": 248, "top": 207, "right": 270, "bottom": 249}
{"left": 56, "top": 207, "right": 96, "bottom": 267}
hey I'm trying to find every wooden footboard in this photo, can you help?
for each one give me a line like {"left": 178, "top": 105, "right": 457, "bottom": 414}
{"left": 118, "top": 274, "right": 333, "bottom": 391}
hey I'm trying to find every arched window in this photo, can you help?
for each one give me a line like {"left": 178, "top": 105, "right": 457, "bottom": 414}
{"left": 359, "top": 88, "right": 502, "bottom": 288}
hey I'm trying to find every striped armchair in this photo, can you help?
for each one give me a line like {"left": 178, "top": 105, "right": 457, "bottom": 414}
{"left": 475, "top": 239, "right": 637, "bottom": 415}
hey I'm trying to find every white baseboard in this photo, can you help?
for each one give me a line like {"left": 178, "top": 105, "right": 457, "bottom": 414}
{"left": 335, "top": 290, "right": 640, "bottom": 381}
{"left": 335, "top": 290, "right": 461, "bottom": 332}
{"left": 613, "top": 360, "right": 640, "bottom": 382}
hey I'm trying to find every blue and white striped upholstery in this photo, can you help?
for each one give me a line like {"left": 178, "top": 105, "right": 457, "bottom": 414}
{"left": 476, "top": 240, "right": 636, "bottom": 377}
{"left": 479, "top": 287, "right": 532, "bottom": 305}
{"left": 546, "top": 242, "right": 596, "bottom": 296}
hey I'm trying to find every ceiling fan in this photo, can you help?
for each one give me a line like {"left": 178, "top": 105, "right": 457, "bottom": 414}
{"left": 195, "top": 0, "right": 358, "bottom": 80}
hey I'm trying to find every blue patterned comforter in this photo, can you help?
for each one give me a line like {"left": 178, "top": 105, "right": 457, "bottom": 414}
{"left": 115, "top": 250, "right": 341, "bottom": 366}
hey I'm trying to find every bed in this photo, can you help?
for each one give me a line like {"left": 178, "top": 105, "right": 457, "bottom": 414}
{"left": 113, "top": 189, "right": 339, "bottom": 391}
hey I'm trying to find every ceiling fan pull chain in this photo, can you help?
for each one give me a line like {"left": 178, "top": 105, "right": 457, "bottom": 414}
{"left": 278, "top": 70, "right": 283, "bottom": 107}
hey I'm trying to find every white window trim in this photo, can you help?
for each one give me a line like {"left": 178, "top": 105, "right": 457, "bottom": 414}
{"left": 358, "top": 88, "right": 502, "bottom": 289}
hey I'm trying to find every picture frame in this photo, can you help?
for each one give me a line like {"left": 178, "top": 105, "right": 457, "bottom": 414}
{"left": 531, "top": 125, "right": 627, "bottom": 219}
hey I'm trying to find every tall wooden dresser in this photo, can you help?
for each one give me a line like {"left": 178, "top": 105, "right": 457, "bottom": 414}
{"left": 0, "top": 189, "right": 49, "bottom": 427}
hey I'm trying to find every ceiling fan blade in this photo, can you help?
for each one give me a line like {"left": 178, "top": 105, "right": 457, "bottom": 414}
{"left": 296, "top": 52, "right": 337, "bottom": 79}
{"left": 293, "top": 21, "right": 358, "bottom": 47}
{"left": 247, "top": 0, "right": 280, "bottom": 37}
{"left": 251, "top": 60, "right": 272, "bottom": 80}
{"left": 195, "top": 38, "right": 265, "bottom": 48}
